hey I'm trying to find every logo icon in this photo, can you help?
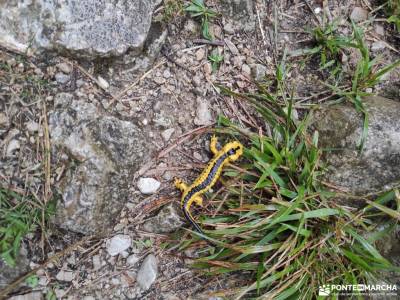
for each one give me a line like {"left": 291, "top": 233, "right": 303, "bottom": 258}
{"left": 319, "top": 285, "right": 331, "bottom": 296}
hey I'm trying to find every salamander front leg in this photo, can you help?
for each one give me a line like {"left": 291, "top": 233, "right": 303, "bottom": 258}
{"left": 174, "top": 177, "right": 188, "bottom": 192}
{"left": 210, "top": 135, "right": 219, "bottom": 155}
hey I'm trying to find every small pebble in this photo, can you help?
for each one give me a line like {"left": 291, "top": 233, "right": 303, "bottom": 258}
{"left": 55, "top": 270, "right": 74, "bottom": 282}
{"left": 251, "top": 64, "right": 267, "bottom": 82}
{"left": 106, "top": 234, "right": 132, "bottom": 256}
{"left": 241, "top": 64, "right": 251, "bottom": 76}
{"left": 57, "top": 62, "right": 72, "bottom": 74}
{"left": 163, "top": 69, "right": 171, "bottom": 79}
{"left": 92, "top": 255, "right": 102, "bottom": 270}
{"left": 137, "top": 177, "right": 161, "bottom": 194}
{"left": 194, "top": 99, "right": 212, "bottom": 126}
{"left": 0, "top": 112, "right": 9, "bottom": 127}
{"left": 97, "top": 76, "right": 109, "bottom": 90}
{"left": 127, "top": 254, "right": 140, "bottom": 265}
{"left": 374, "top": 24, "right": 385, "bottom": 36}
{"left": 161, "top": 128, "right": 175, "bottom": 142}
{"left": 195, "top": 48, "right": 205, "bottom": 61}
{"left": 371, "top": 41, "right": 385, "bottom": 52}
{"left": 55, "top": 73, "right": 70, "bottom": 84}
{"left": 137, "top": 254, "right": 158, "bottom": 291}
{"left": 350, "top": 7, "right": 368, "bottom": 22}
{"left": 153, "top": 76, "right": 166, "bottom": 84}
{"left": 193, "top": 151, "right": 202, "bottom": 161}
{"left": 224, "top": 22, "right": 235, "bottom": 34}
{"left": 6, "top": 139, "right": 20, "bottom": 156}
{"left": 26, "top": 121, "right": 39, "bottom": 133}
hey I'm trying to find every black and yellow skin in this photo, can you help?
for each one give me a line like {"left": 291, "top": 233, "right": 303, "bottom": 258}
{"left": 175, "top": 135, "right": 243, "bottom": 233}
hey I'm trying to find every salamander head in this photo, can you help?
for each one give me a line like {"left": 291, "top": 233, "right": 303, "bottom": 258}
{"left": 224, "top": 141, "right": 244, "bottom": 161}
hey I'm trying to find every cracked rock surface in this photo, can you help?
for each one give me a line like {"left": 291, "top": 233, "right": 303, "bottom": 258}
{"left": 0, "top": 0, "right": 161, "bottom": 58}
{"left": 49, "top": 93, "right": 151, "bottom": 234}
{"left": 313, "top": 96, "right": 400, "bottom": 205}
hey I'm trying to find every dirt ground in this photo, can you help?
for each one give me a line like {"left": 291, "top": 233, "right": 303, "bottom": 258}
{"left": 1, "top": 0, "right": 399, "bottom": 299}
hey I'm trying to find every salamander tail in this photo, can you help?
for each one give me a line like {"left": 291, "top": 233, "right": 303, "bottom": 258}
{"left": 183, "top": 207, "right": 204, "bottom": 234}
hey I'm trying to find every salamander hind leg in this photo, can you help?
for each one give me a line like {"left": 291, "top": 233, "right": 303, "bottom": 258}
{"left": 210, "top": 135, "right": 219, "bottom": 155}
{"left": 174, "top": 177, "right": 188, "bottom": 192}
{"left": 193, "top": 196, "right": 203, "bottom": 207}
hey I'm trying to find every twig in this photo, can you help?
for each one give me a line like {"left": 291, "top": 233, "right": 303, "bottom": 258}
{"left": 192, "top": 39, "right": 225, "bottom": 47}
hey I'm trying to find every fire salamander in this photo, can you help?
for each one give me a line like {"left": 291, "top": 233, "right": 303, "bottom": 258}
{"left": 174, "top": 135, "right": 243, "bottom": 234}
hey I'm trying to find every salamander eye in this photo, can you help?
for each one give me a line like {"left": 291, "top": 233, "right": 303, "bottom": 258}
{"left": 227, "top": 148, "right": 236, "bottom": 156}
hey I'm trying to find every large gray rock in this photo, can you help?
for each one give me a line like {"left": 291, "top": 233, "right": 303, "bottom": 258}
{"left": 0, "top": 0, "right": 161, "bottom": 58}
{"left": 142, "top": 204, "right": 185, "bottom": 233}
{"left": 220, "top": 0, "right": 255, "bottom": 32}
{"left": 312, "top": 96, "right": 400, "bottom": 205}
{"left": 49, "top": 93, "right": 151, "bottom": 234}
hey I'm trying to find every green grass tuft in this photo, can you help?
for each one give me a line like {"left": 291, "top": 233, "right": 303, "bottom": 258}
{"left": 0, "top": 188, "right": 56, "bottom": 267}
{"left": 185, "top": 0, "right": 217, "bottom": 40}
{"left": 169, "top": 56, "right": 400, "bottom": 298}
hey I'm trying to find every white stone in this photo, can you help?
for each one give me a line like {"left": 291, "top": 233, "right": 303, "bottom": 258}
{"left": 161, "top": 128, "right": 175, "bottom": 142}
{"left": 371, "top": 41, "right": 385, "bottom": 52}
{"left": 137, "top": 254, "right": 158, "bottom": 290}
{"left": 194, "top": 99, "right": 212, "bottom": 126}
{"left": 97, "top": 76, "right": 109, "bottom": 90}
{"left": 55, "top": 73, "right": 70, "bottom": 84}
{"left": 137, "top": 177, "right": 161, "bottom": 194}
{"left": 92, "top": 255, "right": 102, "bottom": 270}
{"left": 0, "top": 112, "right": 9, "bottom": 126}
{"left": 350, "top": 7, "right": 368, "bottom": 22}
{"left": 55, "top": 270, "right": 74, "bottom": 282}
{"left": 26, "top": 121, "right": 39, "bottom": 133}
{"left": 106, "top": 234, "right": 131, "bottom": 256}
{"left": 241, "top": 64, "right": 251, "bottom": 76}
{"left": 83, "top": 296, "right": 96, "bottom": 300}
{"left": 6, "top": 139, "right": 20, "bottom": 156}
{"left": 57, "top": 62, "right": 72, "bottom": 74}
